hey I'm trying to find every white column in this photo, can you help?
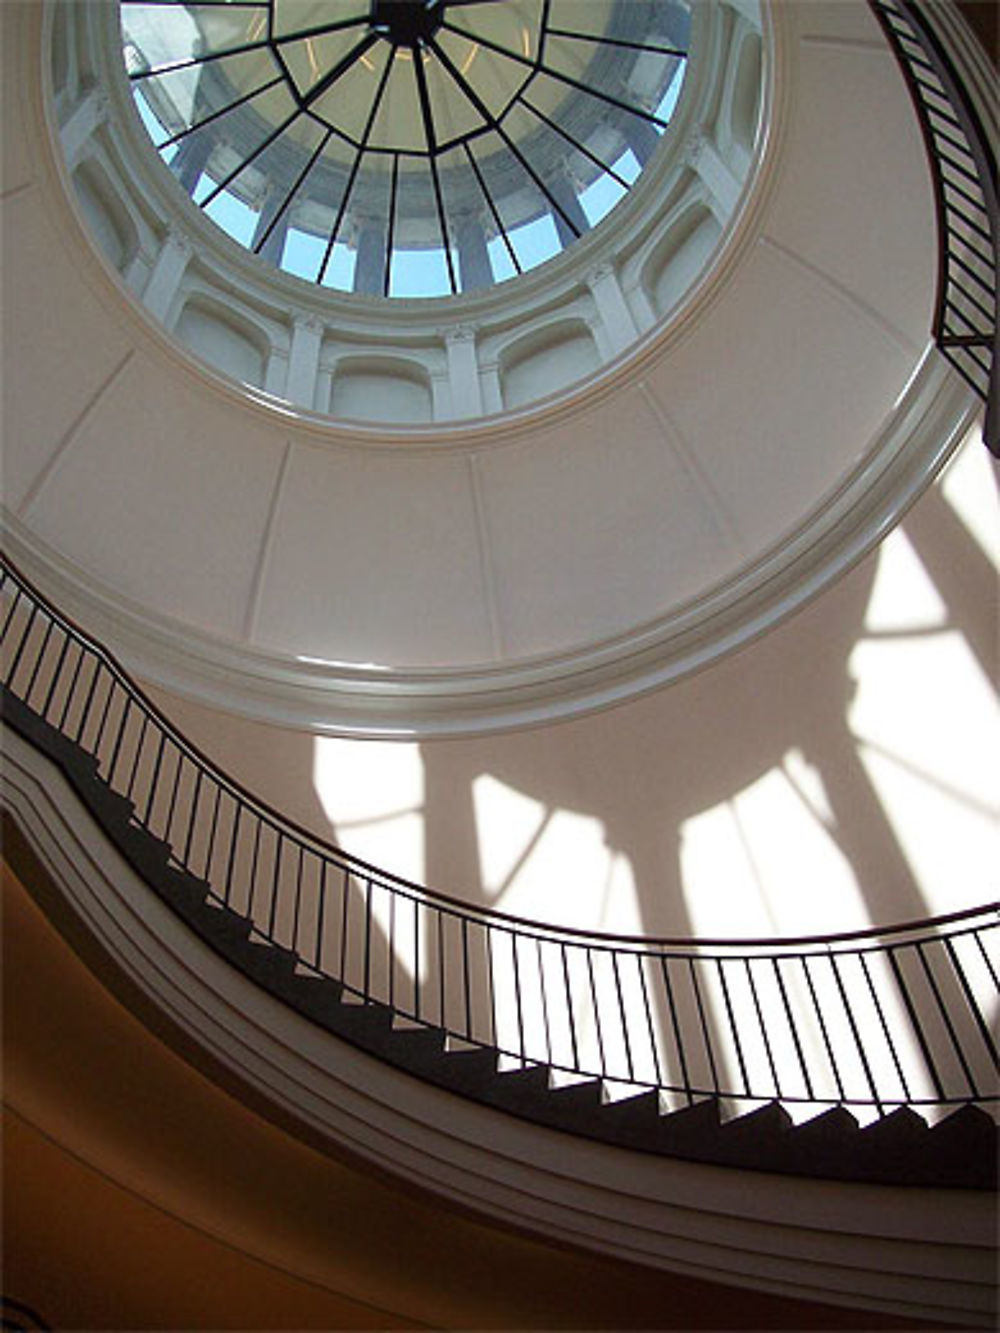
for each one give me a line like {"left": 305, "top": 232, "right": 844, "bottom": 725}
{"left": 445, "top": 326, "right": 483, "bottom": 419}
{"left": 142, "top": 230, "right": 191, "bottom": 323}
{"left": 122, "top": 248, "right": 151, "bottom": 295}
{"left": 431, "top": 369, "right": 452, "bottom": 421}
{"left": 725, "top": 0, "right": 763, "bottom": 33}
{"left": 587, "top": 264, "right": 639, "bottom": 357}
{"left": 285, "top": 315, "right": 323, "bottom": 408}
{"left": 264, "top": 350, "right": 288, "bottom": 398}
{"left": 689, "top": 132, "right": 742, "bottom": 222}
{"left": 60, "top": 87, "right": 109, "bottom": 170}
{"left": 480, "top": 359, "right": 502, "bottom": 415}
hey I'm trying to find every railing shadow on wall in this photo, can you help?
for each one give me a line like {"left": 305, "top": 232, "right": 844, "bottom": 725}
{"left": 2, "top": 555, "right": 997, "bottom": 1124}
{"left": 871, "top": 0, "right": 998, "bottom": 453}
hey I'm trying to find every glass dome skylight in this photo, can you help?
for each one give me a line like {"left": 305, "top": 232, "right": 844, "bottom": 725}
{"left": 122, "top": 0, "right": 690, "bottom": 298}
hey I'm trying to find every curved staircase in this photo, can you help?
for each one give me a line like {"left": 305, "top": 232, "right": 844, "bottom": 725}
{"left": 3, "top": 556, "right": 997, "bottom": 1191}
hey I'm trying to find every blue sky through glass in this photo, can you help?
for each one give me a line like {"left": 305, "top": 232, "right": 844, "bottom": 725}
{"left": 127, "top": 33, "right": 690, "bottom": 299}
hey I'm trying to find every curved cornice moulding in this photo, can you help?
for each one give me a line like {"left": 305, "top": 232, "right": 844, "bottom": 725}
{"left": 2, "top": 356, "right": 978, "bottom": 737}
{"left": 3, "top": 730, "right": 995, "bottom": 1328}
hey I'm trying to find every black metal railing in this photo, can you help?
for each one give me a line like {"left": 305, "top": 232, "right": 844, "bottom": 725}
{"left": 871, "top": 0, "right": 998, "bottom": 453}
{"left": 1, "top": 555, "right": 997, "bottom": 1117}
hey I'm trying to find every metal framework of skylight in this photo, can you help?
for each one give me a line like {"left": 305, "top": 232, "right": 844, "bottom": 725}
{"left": 122, "top": 1, "right": 690, "bottom": 297}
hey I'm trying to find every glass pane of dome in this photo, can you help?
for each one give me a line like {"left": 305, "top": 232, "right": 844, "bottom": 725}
{"left": 121, "top": 0, "right": 691, "bottom": 298}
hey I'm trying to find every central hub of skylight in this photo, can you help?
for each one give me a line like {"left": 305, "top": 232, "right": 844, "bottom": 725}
{"left": 122, "top": 0, "right": 691, "bottom": 298}
{"left": 370, "top": 0, "right": 445, "bottom": 49}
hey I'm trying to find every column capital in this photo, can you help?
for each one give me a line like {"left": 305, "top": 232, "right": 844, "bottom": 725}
{"left": 687, "top": 126, "right": 712, "bottom": 168}
{"left": 163, "top": 227, "right": 193, "bottom": 260}
{"left": 443, "top": 323, "right": 478, "bottom": 345}
{"left": 587, "top": 262, "right": 617, "bottom": 288}
{"left": 292, "top": 313, "right": 324, "bottom": 337}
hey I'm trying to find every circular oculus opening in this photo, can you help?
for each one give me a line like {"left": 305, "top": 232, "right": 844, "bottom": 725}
{"left": 121, "top": 0, "right": 691, "bottom": 298}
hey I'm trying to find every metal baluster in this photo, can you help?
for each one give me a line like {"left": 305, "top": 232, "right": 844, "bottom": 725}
{"left": 22, "top": 617, "right": 54, "bottom": 706}
{"left": 142, "top": 728, "right": 168, "bottom": 828}
{"left": 801, "top": 954, "right": 845, "bottom": 1103}
{"left": 248, "top": 816, "right": 265, "bottom": 920}
{"left": 745, "top": 957, "right": 781, "bottom": 1099}
{"left": 76, "top": 655, "right": 105, "bottom": 751}
{"left": 4, "top": 603, "right": 39, "bottom": 687}
{"left": 717, "top": 958, "right": 750, "bottom": 1098}
{"left": 482, "top": 924, "right": 494, "bottom": 1049}
{"left": 888, "top": 944, "right": 946, "bottom": 1101}
{"left": 41, "top": 628, "right": 71, "bottom": 720}
{"left": 126, "top": 714, "right": 149, "bottom": 802}
{"left": 223, "top": 803, "right": 243, "bottom": 906}
{"left": 829, "top": 951, "right": 883, "bottom": 1113}
{"left": 0, "top": 586, "right": 22, "bottom": 645}
{"left": 363, "top": 877, "right": 373, "bottom": 1001}
{"left": 638, "top": 953, "right": 662, "bottom": 1087}
{"left": 461, "top": 917, "right": 471, "bottom": 1041}
{"left": 163, "top": 745, "right": 184, "bottom": 845}
{"left": 202, "top": 782, "right": 223, "bottom": 886}
{"left": 438, "top": 909, "right": 445, "bottom": 1027}
{"left": 57, "top": 642, "right": 85, "bottom": 733}
{"left": 181, "top": 767, "right": 204, "bottom": 870}
{"left": 388, "top": 887, "right": 396, "bottom": 1013}
{"left": 773, "top": 957, "right": 814, "bottom": 1102}
{"left": 916, "top": 939, "right": 978, "bottom": 1097}
{"left": 859, "top": 950, "right": 910, "bottom": 1102}
{"left": 689, "top": 956, "right": 719, "bottom": 1097}
{"left": 611, "top": 950, "right": 634, "bottom": 1082}
{"left": 537, "top": 937, "right": 552, "bottom": 1068}
{"left": 586, "top": 948, "right": 606, "bottom": 1078}
{"left": 661, "top": 955, "right": 693, "bottom": 1102}
{"left": 315, "top": 858, "right": 328, "bottom": 973}
{"left": 340, "top": 867, "right": 350, "bottom": 984}
{"left": 268, "top": 830, "right": 283, "bottom": 940}
{"left": 512, "top": 931, "right": 526, "bottom": 1064}
{"left": 973, "top": 928, "right": 999, "bottom": 994}
{"left": 291, "top": 843, "right": 304, "bottom": 954}
{"left": 561, "top": 943, "right": 579, "bottom": 1073}
{"left": 413, "top": 898, "right": 420, "bottom": 1019}
{"left": 92, "top": 675, "right": 116, "bottom": 759}
{"left": 107, "top": 695, "right": 133, "bottom": 788}
{"left": 944, "top": 936, "right": 998, "bottom": 1073}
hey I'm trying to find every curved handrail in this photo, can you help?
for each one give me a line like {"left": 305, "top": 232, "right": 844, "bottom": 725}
{"left": 0, "top": 554, "right": 989, "bottom": 947}
{"left": 2, "top": 553, "right": 997, "bottom": 1113}
{"left": 871, "top": 0, "right": 998, "bottom": 453}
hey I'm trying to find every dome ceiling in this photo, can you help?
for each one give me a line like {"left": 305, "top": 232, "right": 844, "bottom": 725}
{"left": 121, "top": 0, "right": 689, "bottom": 297}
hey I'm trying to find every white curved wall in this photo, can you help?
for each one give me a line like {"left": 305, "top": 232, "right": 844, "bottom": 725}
{"left": 1, "top": 0, "right": 946, "bottom": 715}
{"left": 140, "top": 427, "right": 998, "bottom": 940}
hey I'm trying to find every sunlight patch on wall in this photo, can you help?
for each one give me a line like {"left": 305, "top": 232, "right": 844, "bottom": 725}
{"left": 474, "top": 774, "right": 647, "bottom": 1083}
{"left": 472, "top": 774, "right": 643, "bottom": 936}
{"left": 940, "top": 424, "right": 1000, "bottom": 569}
{"left": 312, "top": 738, "right": 424, "bottom": 866}
{"left": 862, "top": 527, "right": 948, "bottom": 632}
{"left": 849, "top": 529, "right": 999, "bottom": 913}
{"left": 680, "top": 755, "right": 868, "bottom": 940}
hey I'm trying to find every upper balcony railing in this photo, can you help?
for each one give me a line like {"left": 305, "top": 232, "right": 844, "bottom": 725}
{"left": 2, "top": 554, "right": 997, "bottom": 1122}
{"left": 871, "top": 0, "right": 998, "bottom": 453}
